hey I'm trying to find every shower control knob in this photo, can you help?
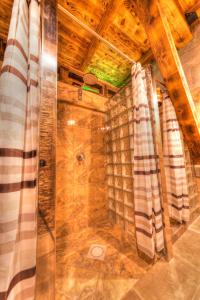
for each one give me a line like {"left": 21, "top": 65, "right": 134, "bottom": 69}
{"left": 76, "top": 153, "right": 85, "bottom": 162}
{"left": 39, "top": 159, "right": 46, "bottom": 167}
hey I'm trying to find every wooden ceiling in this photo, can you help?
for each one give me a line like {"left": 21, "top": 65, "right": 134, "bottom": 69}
{"left": 57, "top": 0, "right": 198, "bottom": 87}
{"left": 58, "top": 0, "right": 148, "bottom": 86}
{"left": 0, "top": 0, "right": 13, "bottom": 40}
{"left": 0, "top": 0, "right": 199, "bottom": 87}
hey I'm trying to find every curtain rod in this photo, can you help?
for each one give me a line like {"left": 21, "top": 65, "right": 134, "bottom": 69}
{"left": 58, "top": 4, "right": 135, "bottom": 64}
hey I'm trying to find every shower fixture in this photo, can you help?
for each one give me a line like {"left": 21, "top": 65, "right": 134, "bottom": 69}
{"left": 83, "top": 73, "right": 98, "bottom": 85}
{"left": 76, "top": 152, "right": 85, "bottom": 162}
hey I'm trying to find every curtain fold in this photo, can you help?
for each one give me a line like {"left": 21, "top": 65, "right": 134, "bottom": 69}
{"left": 162, "top": 92, "right": 190, "bottom": 223}
{"left": 0, "top": 0, "right": 40, "bottom": 299}
{"left": 132, "top": 63, "right": 164, "bottom": 259}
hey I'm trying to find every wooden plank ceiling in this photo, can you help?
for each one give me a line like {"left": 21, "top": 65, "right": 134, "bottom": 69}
{"left": 57, "top": 0, "right": 197, "bottom": 87}
{"left": 0, "top": 0, "right": 13, "bottom": 40}
{"left": 58, "top": 0, "right": 149, "bottom": 86}
{"left": 0, "top": 0, "right": 199, "bottom": 87}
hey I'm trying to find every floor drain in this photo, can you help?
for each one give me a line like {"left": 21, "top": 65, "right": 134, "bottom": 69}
{"left": 87, "top": 244, "right": 107, "bottom": 261}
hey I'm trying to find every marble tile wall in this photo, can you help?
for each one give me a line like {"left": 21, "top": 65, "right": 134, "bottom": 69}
{"left": 56, "top": 99, "right": 108, "bottom": 239}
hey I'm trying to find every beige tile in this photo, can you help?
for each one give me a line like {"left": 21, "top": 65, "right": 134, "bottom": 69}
{"left": 173, "top": 228, "right": 200, "bottom": 270}
{"left": 189, "top": 216, "right": 200, "bottom": 233}
{"left": 56, "top": 267, "right": 100, "bottom": 300}
{"left": 192, "top": 284, "right": 200, "bottom": 300}
{"left": 94, "top": 273, "right": 138, "bottom": 300}
{"left": 120, "top": 288, "right": 143, "bottom": 300}
{"left": 134, "top": 257, "right": 200, "bottom": 300}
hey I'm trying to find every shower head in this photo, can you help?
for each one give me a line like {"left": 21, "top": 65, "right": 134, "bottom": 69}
{"left": 83, "top": 73, "right": 98, "bottom": 85}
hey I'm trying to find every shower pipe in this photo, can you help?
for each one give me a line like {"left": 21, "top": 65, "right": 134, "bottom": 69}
{"left": 57, "top": 4, "right": 135, "bottom": 64}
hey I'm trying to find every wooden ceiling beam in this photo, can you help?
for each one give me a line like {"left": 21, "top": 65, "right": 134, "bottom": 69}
{"left": 129, "top": 0, "right": 192, "bottom": 48}
{"left": 133, "top": 0, "right": 200, "bottom": 162}
{"left": 159, "top": 0, "right": 192, "bottom": 48}
{"left": 80, "top": 0, "right": 122, "bottom": 71}
{"left": 140, "top": 49, "right": 154, "bottom": 65}
{"left": 186, "top": 1, "right": 200, "bottom": 13}
{"left": 177, "top": 0, "right": 200, "bottom": 13}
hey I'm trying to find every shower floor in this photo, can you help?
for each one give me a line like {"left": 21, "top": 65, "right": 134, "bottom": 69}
{"left": 56, "top": 222, "right": 152, "bottom": 300}
{"left": 56, "top": 217, "right": 200, "bottom": 300}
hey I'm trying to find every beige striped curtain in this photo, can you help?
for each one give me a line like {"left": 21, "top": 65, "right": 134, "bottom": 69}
{"left": 0, "top": 0, "right": 40, "bottom": 299}
{"left": 132, "top": 63, "right": 164, "bottom": 259}
{"left": 162, "top": 92, "right": 190, "bottom": 223}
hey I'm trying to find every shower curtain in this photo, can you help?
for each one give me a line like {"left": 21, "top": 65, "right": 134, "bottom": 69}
{"left": 0, "top": 0, "right": 40, "bottom": 299}
{"left": 162, "top": 92, "right": 189, "bottom": 222}
{"left": 132, "top": 63, "right": 164, "bottom": 259}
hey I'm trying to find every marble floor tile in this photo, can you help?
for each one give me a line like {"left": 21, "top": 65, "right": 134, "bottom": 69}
{"left": 189, "top": 216, "right": 200, "bottom": 233}
{"left": 56, "top": 218, "right": 200, "bottom": 300}
{"left": 192, "top": 284, "right": 200, "bottom": 300}
{"left": 94, "top": 273, "right": 138, "bottom": 300}
{"left": 56, "top": 224, "right": 150, "bottom": 299}
{"left": 173, "top": 228, "right": 200, "bottom": 270}
{"left": 58, "top": 225, "right": 149, "bottom": 277}
{"left": 56, "top": 267, "right": 100, "bottom": 300}
{"left": 134, "top": 257, "right": 200, "bottom": 300}
{"left": 120, "top": 288, "right": 143, "bottom": 300}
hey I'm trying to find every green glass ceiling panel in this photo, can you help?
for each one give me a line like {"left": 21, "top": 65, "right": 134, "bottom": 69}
{"left": 87, "top": 65, "right": 131, "bottom": 87}
{"left": 85, "top": 41, "right": 132, "bottom": 87}
{"left": 82, "top": 85, "right": 99, "bottom": 93}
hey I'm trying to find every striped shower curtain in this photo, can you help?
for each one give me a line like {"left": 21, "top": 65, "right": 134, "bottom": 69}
{"left": 162, "top": 92, "right": 189, "bottom": 222}
{"left": 0, "top": 0, "right": 40, "bottom": 299}
{"left": 132, "top": 63, "right": 164, "bottom": 259}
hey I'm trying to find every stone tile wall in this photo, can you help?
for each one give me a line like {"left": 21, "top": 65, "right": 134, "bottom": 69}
{"left": 56, "top": 98, "right": 108, "bottom": 239}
